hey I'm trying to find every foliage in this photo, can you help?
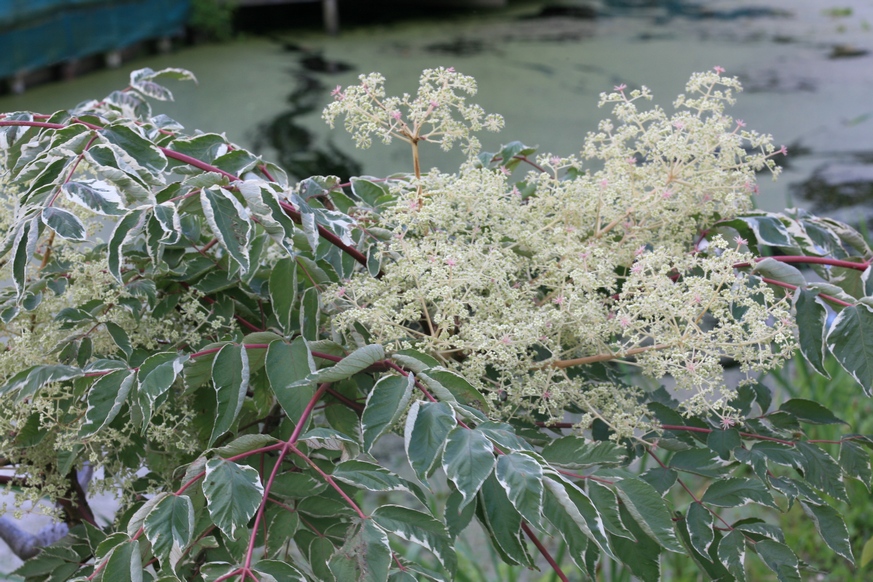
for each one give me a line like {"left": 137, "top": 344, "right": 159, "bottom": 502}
{"left": 0, "top": 65, "right": 870, "bottom": 581}
{"left": 189, "top": 0, "right": 237, "bottom": 42}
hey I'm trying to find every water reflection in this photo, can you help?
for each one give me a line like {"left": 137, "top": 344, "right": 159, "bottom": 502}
{"left": 254, "top": 47, "right": 361, "bottom": 181}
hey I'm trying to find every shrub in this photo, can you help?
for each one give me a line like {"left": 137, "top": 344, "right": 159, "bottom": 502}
{"left": 0, "top": 65, "right": 869, "bottom": 581}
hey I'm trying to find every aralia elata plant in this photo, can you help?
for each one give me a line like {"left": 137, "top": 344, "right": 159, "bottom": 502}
{"left": 0, "top": 65, "right": 870, "bottom": 581}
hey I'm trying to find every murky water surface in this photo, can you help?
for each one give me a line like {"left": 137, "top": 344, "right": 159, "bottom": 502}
{"left": 2, "top": 0, "right": 872, "bottom": 221}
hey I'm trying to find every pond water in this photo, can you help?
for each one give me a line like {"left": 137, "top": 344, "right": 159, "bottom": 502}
{"left": 0, "top": 0, "right": 872, "bottom": 223}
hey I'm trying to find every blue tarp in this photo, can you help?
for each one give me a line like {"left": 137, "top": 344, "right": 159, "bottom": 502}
{"left": 0, "top": 0, "right": 191, "bottom": 79}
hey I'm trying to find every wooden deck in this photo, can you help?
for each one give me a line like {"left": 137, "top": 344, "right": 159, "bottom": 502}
{"left": 234, "top": 0, "right": 509, "bottom": 35}
{"left": 236, "top": 0, "right": 340, "bottom": 35}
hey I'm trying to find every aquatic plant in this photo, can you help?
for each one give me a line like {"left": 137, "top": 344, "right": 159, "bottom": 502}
{"left": 0, "top": 65, "right": 869, "bottom": 581}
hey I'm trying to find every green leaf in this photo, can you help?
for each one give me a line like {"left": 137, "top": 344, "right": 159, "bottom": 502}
{"left": 477, "top": 472, "right": 532, "bottom": 567}
{"left": 12, "top": 217, "right": 39, "bottom": 297}
{"left": 540, "top": 436, "right": 627, "bottom": 469}
{"left": 717, "top": 529, "right": 747, "bottom": 582}
{"left": 827, "top": 304, "right": 873, "bottom": 395}
{"left": 41, "top": 207, "right": 87, "bottom": 241}
{"left": 685, "top": 502, "right": 713, "bottom": 555}
{"left": 200, "top": 186, "right": 251, "bottom": 273}
{"left": 269, "top": 257, "right": 296, "bottom": 333}
{"left": 208, "top": 344, "right": 250, "bottom": 446}
{"left": 253, "top": 560, "right": 307, "bottom": 582}
{"left": 100, "top": 123, "right": 167, "bottom": 174}
{"left": 542, "top": 477, "right": 613, "bottom": 558}
{"left": 241, "top": 332, "right": 281, "bottom": 373}
{"left": 609, "top": 504, "right": 661, "bottom": 582}
{"left": 168, "top": 133, "right": 227, "bottom": 164}
{"left": 752, "top": 441, "right": 804, "bottom": 470}
{"left": 862, "top": 536, "right": 873, "bottom": 568}
{"left": 0, "top": 364, "right": 82, "bottom": 402}
{"left": 107, "top": 209, "right": 146, "bottom": 282}
{"left": 840, "top": 439, "right": 872, "bottom": 491}
{"left": 732, "top": 518, "right": 786, "bottom": 543}
{"left": 779, "top": 398, "right": 846, "bottom": 425}
{"left": 332, "top": 460, "right": 408, "bottom": 493}
{"left": 212, "top": 434, "right": 280, "bottom": 458}
{"left": 152, "top": 202, "right": 181, "bottom": 244}
{"left": 419, "top": 369, "right": 489, "bottom": 412}
{"left": 794, "top": 289, "right": 829, "bottom": 377}
{"left": 265, "top": 338, "right": 316, "bottom": 429}
{"left": 63, "top": 179, "right": 126, "bottom": 216}
{"left": 350, "top": 177, "right": 389, "bottom": 207}
{"left": 79, "top": 370, "right": 136, "bottom": 437}
{"left": 103, "top": 538, "right": 142, "bottom": 582}
{"left": 614, "top": 477, "right": 683, "bottom": 553}
{"left": 202, "top": 458, "right": 264, "bottom": 539}
{"left": 132, "top": 66, "right": 197, "bottom": 84}
{"left": 728, "top": 215, "right": 794, "bottom": 247}
{"left": 390, "top": 349, "right": 440, "bottom": 374}
{"left": 299, "top": 286, "right": 320, "bottom": 341}
{"left": 586, "top": 480, "right": 635, "bottom": 540}
{"left": 540, "top": 480, "right": 589, "bottom": 572}
{"left": 442, "top": 427, "right": 496, "bottom": 509}
{"left": 199, "top": 562, "right": 237, "bottom": 582}
{"left": 270, "top": 471, "right": 326, "bottom": 499}
{"left": 755, "top": 539, "right": 801, "bottom": 582}
{"left": 640, "top": 466, "right": 677, "bottom": 495}
{"left": 104, "top": 321, "right": 133, "bottom": 358}
{"left": 312, "top": 344, "right": 384, "bottom": 384}
{"left": 238, "top": 180, "right": 298, "bottom": 249}
{"left": 298, "top": 427, "right": 360, "bottom": 459}
{"left": 144, "top": 494, "right": 194, "bottom": 571}
{"left": 495, "top": 453, "right": 544, "bottom": 529}
{"left": 476, "top": 422, "right": 532, "bottom": 453}
{"left": 297, "top": 496, "right": 352, "bottom": 518}
{"left": 372, "top": 505, "right": 456, "bottom": 574}
{"left": 800, "top": 500, "right": 854, "bottom": 563}
{"left": 362, "top": 374, "right": 414, "bottom": 452}
{"left": 445, "top": 489, "right": 476, "bottom": 538}
{"left": 405, "top": 401, "right": 457, "bottom": 483}
{"left": 137, "top": 352, "right": 187, "bottom": 429}
{"left": 795, "top": 441, "right": 848, "bottom": 502}
{"left": 669, "top": 448, "right": 731, "bottom": 478}
{"left": 701, "top": 477, "right": 778, "bottom": 509}
{"left": 753, "top": 258, "right": 806, "bottom": 288}
{"left": 328, "top": 520, "right": 391, "bottom": 582}
{"left": 707, "top": 429, "right": 742, "bottom": 460}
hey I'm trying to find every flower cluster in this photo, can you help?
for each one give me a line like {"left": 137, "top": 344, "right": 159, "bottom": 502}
{"left": 328, "top": 70, "right": 794, "bottom": 433}
{"left": 322, "top": 67, "right": 504, "bottom": 157}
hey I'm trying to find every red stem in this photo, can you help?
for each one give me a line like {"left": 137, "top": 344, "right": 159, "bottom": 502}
{"left": 757, "top": 277, "right": 852, "bottom": 307}
{"left": 199, "top": 295, "right": 264, "bottom": 332}
{"left": 660, "top": 424, "right": 796, "bottom": 446}
{"left": 521, "top": 522, "right": 569, "bottom": 582}
{"left": 645, "top": 448, "right": 733, "bottom": 531}
{"left": 0, "top": 118, "right": 372, "bottom": 272}
{"left": 290, "top": 445, "right": 368, "bottom": 519}
{"left": 735, "top": 256, "right": 870, "bottom": 271}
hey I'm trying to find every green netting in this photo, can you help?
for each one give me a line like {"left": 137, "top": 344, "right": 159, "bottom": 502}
{"left": 0, "top": 0, "right": 191, "bottom": 79}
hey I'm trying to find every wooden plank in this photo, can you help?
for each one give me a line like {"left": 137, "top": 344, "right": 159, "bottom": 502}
{"left": 235, "top": 0, "right": 321, "bottom": 5}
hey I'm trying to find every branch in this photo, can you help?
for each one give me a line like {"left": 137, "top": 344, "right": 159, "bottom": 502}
{"left": 735, "top": 256, "right": 870, "bottom": 271}
{"left": 550, "top": 344, "right": 669, "bottom": 370}
{"left": 521, "top": 522, "right": 569, "bottom": 582}
{"left": 0, "top": 517, "right": 69, "bottom": 560}
{"left": 659, "top": 424, "right": 796, "bottom": 446}
{"left": 757, "top": 277, "right": 852, "bottom": 308}
{"left": 0, "top": 118, "right": 374, "bottom": 274}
